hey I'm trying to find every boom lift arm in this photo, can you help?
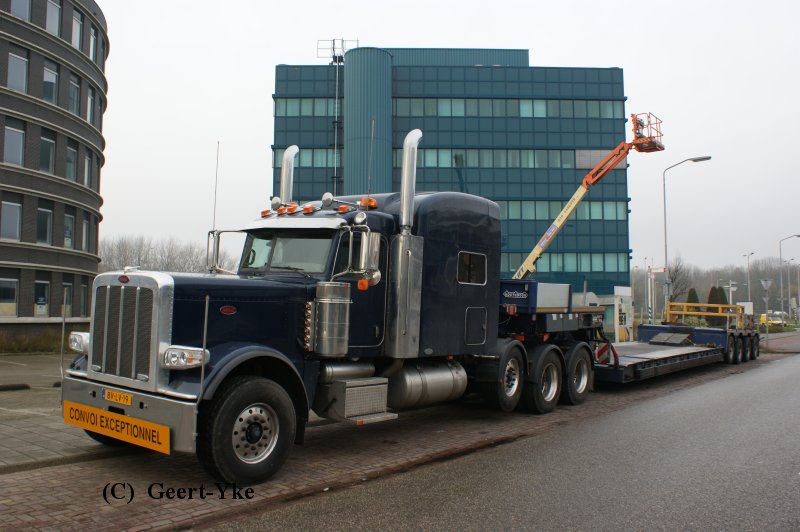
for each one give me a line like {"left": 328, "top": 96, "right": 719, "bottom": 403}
{"left": 512, "top": 112, "right": 664, "bottom": 280}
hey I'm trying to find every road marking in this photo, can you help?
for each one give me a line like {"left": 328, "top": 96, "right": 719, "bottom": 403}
{"left": 0, "top": 360, "right": 26, "bottom": 366}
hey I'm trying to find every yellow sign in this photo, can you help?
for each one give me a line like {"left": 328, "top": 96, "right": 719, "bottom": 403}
{"left": 63, "top": 400, "right": 170, "bottom": 454}
{"left": 102, "top": 388, "right": 132, "bottom": 406}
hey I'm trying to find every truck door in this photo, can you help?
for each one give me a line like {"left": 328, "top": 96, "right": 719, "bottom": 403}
{"left": 333, "top": 233, "right": 388, "bottom": 348}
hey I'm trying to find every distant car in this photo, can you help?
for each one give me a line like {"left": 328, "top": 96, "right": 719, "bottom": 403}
{"left": 759, "top": 313, "right": 784, "bottom": 327}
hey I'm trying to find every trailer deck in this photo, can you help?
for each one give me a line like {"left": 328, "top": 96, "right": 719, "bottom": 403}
{"left": 595, "top": 341, "right": 725, "bottom": 384}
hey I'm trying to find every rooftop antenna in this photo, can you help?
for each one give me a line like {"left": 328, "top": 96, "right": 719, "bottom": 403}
{"left": 317, "top": 38, "right": 358, "bottom": 195}
{"left": 212, "top": 141, "right": 220, "bottom": 230}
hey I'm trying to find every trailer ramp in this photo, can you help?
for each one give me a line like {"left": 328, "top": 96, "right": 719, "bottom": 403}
{"left": 594, "top": 341, "right": 724, "bottom": 384}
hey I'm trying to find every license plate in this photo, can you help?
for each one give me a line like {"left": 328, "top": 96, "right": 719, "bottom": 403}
{"left": 102, "top": 388, "right": 132, "bottom": 406}
{"left": 63, "top": 400, "right": 170, "bottom": 454}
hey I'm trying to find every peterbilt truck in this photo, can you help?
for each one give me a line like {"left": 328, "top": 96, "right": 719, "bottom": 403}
{"left": 63, "top": 124, "right": 752, "bottom": 485}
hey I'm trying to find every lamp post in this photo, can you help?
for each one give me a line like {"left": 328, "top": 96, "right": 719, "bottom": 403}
{"left": 743, "top": 252, "right": 754, "bottom": 301}
{"left": 778, "top": 235, "right": 800, "bottom": 316}
{"left": 786, "top": 258, "right": 795, "bottom": 322}
{"left": 662, "top": 156, "right": 711, "bottom": 309}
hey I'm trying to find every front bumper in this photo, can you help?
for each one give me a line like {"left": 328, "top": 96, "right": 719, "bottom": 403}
{"left": 62, "top": 375, "right": 198, "bottom": 453}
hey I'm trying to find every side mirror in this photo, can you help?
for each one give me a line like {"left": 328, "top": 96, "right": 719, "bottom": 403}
{"left": 321, "top": 192, "right": 334, "bottom": 208}
{"left": 357, "top": 232, "right": 381, "bottom": 286}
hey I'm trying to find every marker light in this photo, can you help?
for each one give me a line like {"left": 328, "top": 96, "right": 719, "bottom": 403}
{"left": 277, "top": 206, "right": 287, "bottom": 215}
{"left": 359, "top": 197, "right": 378, "bottom": 209}
{"left": 286, "top": 204, "right": 299, "bottom": 214}
{"left": 302, "top": 204, "right": 319, "bottom": 214}
{"left": 160, "top": 346, "right": 209, "bottom": 369}
{"left": 260, "top": 209, "right": 271, "bottom": 218}
{"left": 337, "top": 205, "right": 352, "bottom": 213}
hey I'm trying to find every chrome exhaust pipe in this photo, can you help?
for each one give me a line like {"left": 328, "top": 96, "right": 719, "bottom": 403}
{"left": 279, "top": 145, "right": 299, "bottom": 203}
{"left": 399, "top": 130, "right": 422, "bottom": 235}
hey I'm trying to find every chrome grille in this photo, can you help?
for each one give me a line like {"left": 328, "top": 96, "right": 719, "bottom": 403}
{"left": 91, "top": 284, "right": 155, "bottom": 381}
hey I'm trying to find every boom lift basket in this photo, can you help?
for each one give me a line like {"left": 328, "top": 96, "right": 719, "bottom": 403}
{"left": 631, "top": 112, "right": 664, "bottom": 153}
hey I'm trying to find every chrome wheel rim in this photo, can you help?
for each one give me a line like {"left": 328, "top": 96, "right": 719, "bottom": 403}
{"left": 503, "top": 357, "right": 521, "bottom": 398}
{"left": 541, "top": 363, "right": 558, "bottom": 402}
{"left": 573, "top": 357, "right": 589, "bottom": 394}
{"left": 232, "top": 403, "right": 279, "bottom": 464}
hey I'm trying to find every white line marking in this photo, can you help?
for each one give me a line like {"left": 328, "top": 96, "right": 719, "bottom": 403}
{"left": 0, "top": 406, "right": 52, "bottom": 416}
{"left": 0, "top": 360, "right": 26, "bottom": 366}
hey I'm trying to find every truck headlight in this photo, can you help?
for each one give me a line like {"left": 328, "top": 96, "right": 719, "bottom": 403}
{"left": 160, "top": 346, "right": 209, "bottom": 369}
{"left": 68, "top": 332, "right": 90, "bottom": 354}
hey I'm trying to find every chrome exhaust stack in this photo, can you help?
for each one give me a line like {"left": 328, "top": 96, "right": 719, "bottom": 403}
{"left": 276, "top": 145, "right": 299, "bottom": 204}
{"left": 399, "top": 130, "right": 422, "bottom": 235}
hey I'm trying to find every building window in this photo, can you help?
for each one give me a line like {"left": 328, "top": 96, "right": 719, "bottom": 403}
{"left": 37, "top": 207, "right": 52, "bottom": 244}
{"left": 1, "top": 201, "right": 22, "bottom": 240}
{"left": 86, "top": 86, "right": 95, "bottom": 124}
{"left": 64, "top": 213, "right": 74, "bottom": 248}
{"left": 39, "top": 129, "right": 56, "bottom": 173}
{"left": 81, "top": 216, "right": 89, "bottom": 251}
{"left": 83, "top": 152, "right": 91, "bottom": 186}
{"left": 0, "top": 277, "right": 18, "bottom": 317}
{"left": 34, "top": 280, "right": 49, "bottom": 317}
{"left": 71, "top": 9, "right": 83, "bottom": 49}
{"left": 46, "top": 0, "right": 61, "bottom": 36}
{"left": 457, "top": 252, "right": 487, "bottom": 285}
{"left": 66, "top": 141, "right": 77, "bottom": 180}
{"left": 62, "top": 282, "right": 72, "bottom": 317}
{"left": 89, "top": 26, "right": 98, "bottom": 62}
{"left": 10, "top": 0, "right": 30, "bottom": 20}
{"left": 42, "top": 59, "right": 59, "bottom": 104}
{"left": 3, "top": 121, "right": 25, "bottom": 166}
{"left": 68, "top": 74, "right": 80, "bottom": 115}
{"left": 7, "top": 47, "right": 28, "bottom": 93}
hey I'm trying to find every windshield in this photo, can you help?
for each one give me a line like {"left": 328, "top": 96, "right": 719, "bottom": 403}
{"left": 238, "top": 229, "right": 335, "bottom": 275}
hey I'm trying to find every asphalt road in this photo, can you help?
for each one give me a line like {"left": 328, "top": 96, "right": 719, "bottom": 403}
{"left": 210, "top": 355, "right": 800, "bottom": 531}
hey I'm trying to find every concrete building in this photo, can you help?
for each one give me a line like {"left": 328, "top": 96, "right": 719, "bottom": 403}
{"left": 272, "top": 46, "right": 629, "bottom": 294}
{"left": 0, "top": 0, "right": 108, "bottom": 342}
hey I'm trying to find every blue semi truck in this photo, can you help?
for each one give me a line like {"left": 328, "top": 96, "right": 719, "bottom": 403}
{"left": 61, "top": 129, "right": 758, "bottom": 484}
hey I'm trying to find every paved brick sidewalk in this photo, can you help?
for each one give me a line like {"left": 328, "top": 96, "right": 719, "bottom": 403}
{"left": 0, "top": 354, "right": 790, "bottom": 531}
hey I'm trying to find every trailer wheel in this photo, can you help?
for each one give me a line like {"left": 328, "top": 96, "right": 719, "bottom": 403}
{"left": 732, "top": 336, "right": 743, "bottom": 364}
{"left": 740, "top": 336, "right": 750, "bottom": 363}
{"left": 560, "top": 344, "right": 593, "bottom": 405}
{"left": 198, "top": 375, "right": 295, "bottom": 485}
{"left": 482, "top": 347, "right": 525, "bottom": 412}
{"left": 751, "top": 336, "right": 760, "bottom": 359}
{"left": 723, "top": 335, "right": 733, "bottom": 364}
{"left": 521, "top": 346, "right": 562, "bottom": 414}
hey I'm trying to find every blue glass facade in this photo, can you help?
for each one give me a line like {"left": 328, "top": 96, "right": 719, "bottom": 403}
{"left": 272, "top": 48, "right": 630, "bottom": 295}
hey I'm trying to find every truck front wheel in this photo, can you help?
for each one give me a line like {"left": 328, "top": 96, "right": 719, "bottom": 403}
{"left": 198, "top": 375, "right": 296, "bottom": 485}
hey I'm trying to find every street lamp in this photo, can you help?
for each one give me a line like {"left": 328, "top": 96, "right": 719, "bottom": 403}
{"left": 778, "top": 234, "right": 800, "bottom": 316}
{"left": 786, "top": 258, "right": 795, "bottom": 322}
{"left": 662, "top": 156, "right": 711, "bottom": 307}
{"left": 743, "top": 252, "right": 754, "bottom": 301}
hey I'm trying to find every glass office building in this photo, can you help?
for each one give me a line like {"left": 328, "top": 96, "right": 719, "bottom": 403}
{"left": 272, "top": 47, "right": 629, "bottom": 294}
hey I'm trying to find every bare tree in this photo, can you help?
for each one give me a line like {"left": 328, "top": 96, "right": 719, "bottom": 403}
{"left": 100, "top": 235, "right": 237, "bottom": 273}
{"left": 668, "top": 254, "right": 691, "bottom": 302}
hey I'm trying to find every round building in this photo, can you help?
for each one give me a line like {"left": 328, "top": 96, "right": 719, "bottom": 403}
{"left": 0, "top": 0, "right": 107, "bottom": 345}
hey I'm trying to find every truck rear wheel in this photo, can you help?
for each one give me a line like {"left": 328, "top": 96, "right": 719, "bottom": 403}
{"left": 732, "top": 336, "right": 743, "bottom": 364}
{"left": 724, "top": 335, "right": 735, "bottom": 364}
{"left": 198, "top": 375, "right": 295, "bottom": 485}
{"left": 482, "top": 347, "right": 525, "bottom": 412}
{"left": 751, "top": 336, "right": 760, "bottom": 359}
{"left": 521, "top": 346, "right": 562, "bottom": 414}
{"left": 740, "top": 336, "right": 750, "bottom": 363}
{"left": 561, "top": 344, "right": 593, "bottom": 405}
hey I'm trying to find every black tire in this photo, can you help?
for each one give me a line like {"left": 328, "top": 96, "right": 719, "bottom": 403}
{"left": 85, "top": 429, "right": 128, "bottom": 447}
{"left": 724, "top": 335, "right": 734, "bottom": 364}
{"left": 732, "top": 336, "right": 743, "bottom": 365}
{"left": 740, "top": 336, "right": 750, "bottom": 363}
{"left": 482, "top": 347, "right": 525, "bottom": 412}
{"left": 521, "top": 346, "right": 562, "bottom": 415}
{"left": 560, "top": 344, "right": 593, "bottom": 406}
{"left": 751, "top": 336, "right": 760, "bottom": 359}
{"left": 197, "top": 375, "right": 296, "bottom": 485}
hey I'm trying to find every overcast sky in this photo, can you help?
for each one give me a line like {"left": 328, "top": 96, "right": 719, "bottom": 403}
{"left": 96, "top": 0, "right": 800, "bottom": 270}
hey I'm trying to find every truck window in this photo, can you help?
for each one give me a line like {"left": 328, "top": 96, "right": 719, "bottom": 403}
{"left": 457, "top": 251, "right": 487, "bottom": 285}
{"left": 239, "top": 229, "right": 334, "bottom": 274}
